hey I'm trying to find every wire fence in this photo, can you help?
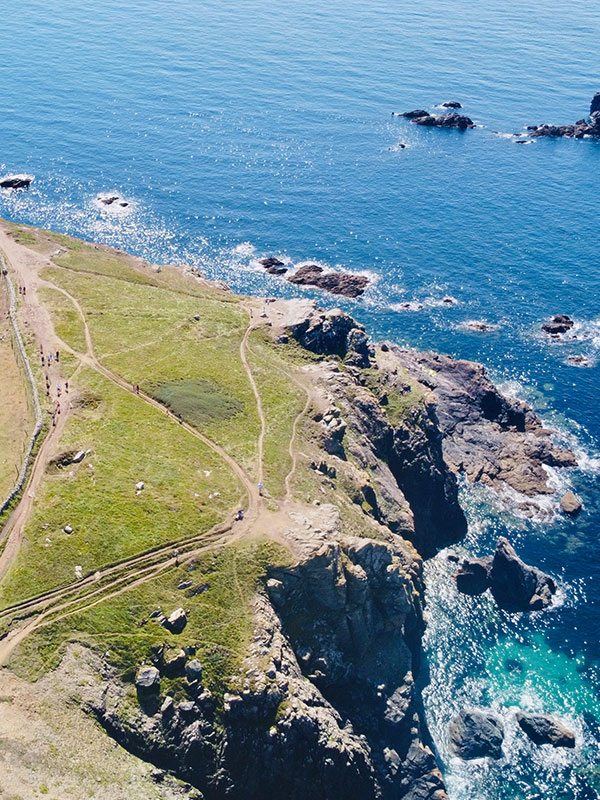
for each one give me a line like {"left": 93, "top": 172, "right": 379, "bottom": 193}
{"left": 0, "top": 249, "right": 43, "bottom": 515}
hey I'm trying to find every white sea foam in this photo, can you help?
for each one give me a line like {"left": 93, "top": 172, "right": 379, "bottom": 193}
{"left": 232, "top": 241, "right": 255, "bottom": 256}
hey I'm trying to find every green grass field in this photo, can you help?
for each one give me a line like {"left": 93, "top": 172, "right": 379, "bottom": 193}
{"left": 40, "top": 264, "right": 263, "bottom": 475}
{"left": 245, "top": 330, "right": 307, "bottom": 498}
{"left": 0, "top": 366, "right": 243, "bottom": 607}
{"left": 0, "top": 225, "right": 322, "bottom": 698}
{"left": 10, "top": 538, "right": 291, "bottom": 697}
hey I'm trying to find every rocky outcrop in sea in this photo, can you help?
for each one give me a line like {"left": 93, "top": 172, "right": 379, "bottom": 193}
{"left": 528, "top": 92, "right": 600, "bottom": 138}
{"left": 396, "top": 110, "right": 475, "bottom": 130}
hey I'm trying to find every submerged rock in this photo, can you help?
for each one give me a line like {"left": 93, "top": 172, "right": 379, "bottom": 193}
{"left": 287, "top": 264, "right": 369, "bottom": 297}
{"left": 449, "top": 709, "right": 504, "bottom": 760}
{"left": 97, "top": 193, "right": 129, "bottom": 208}
{"left": 516, "top": 712, "right": 575, "bottom": 748}
{"left": 541, "top": 314, "right": 574, "bottom": 335}
{"left": 0, "top": 174, "right": 33, "bottom": 189}
{"left": 459, "top": 319, "right": 496, "bottom": 332}
{"left": 257, "top": 256, "right": 288, "bottom": 275}
{"left": 560, "top": 490, "right": 582, "bottom": 517}
{"left": 489, "top": 537, "right": 556, "bottom": 612}
{"left": 566, "top": 355, "right": 591, "bottom": 368}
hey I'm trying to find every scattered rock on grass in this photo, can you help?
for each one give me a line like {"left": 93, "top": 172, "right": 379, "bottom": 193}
{"left": 185, "top": 659, "right": 203, "bottom": 683}
{"left": 165, "top": 607, "right": 187, "bottom": 633}
{"left": 135, "top": 665, "right": 160, "bottom": 693}
{"left": 162, "top": 649, "right": 187, "bottom": 676}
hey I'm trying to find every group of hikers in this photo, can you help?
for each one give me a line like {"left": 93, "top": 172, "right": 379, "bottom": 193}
{"left": 40, "top": 344, "right": 67, "bottom": 427}
{"left": 17, "top": 285, "right": 26, "bottom": 296}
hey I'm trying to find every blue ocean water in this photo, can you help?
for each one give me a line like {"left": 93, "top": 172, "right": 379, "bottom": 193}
{"left": 1, "top": 1, "right": 599, "bottom": 796}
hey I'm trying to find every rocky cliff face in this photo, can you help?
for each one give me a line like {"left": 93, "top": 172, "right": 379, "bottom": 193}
{"left": 81, "top": 527, "right": 445, "bottom": 800}
{"left": 76, "top": 298, "right": 575, "bottom": 800}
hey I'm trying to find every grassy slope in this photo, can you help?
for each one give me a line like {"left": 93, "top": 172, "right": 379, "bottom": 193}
{"left": 1, "top": 222, "right": 397, "bottom": 701}
{"left": 0, "top": 223, "right": 298, "bottom": 694}
{"left": 0, "top": 281, "right": 33, "bottom": 502}
{"left": 246, "top": 330, "right": 306, "bottom": 498}
{"left": 0, "top": 366, "right": 243, "bottom": 606}
{"left": 12, "top": 539, "right": 289, "bottom": 696}
{"left": 40, "top": 264, "right": 262, "bottom": 475}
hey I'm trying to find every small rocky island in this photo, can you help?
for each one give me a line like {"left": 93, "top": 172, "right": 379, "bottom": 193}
{"left": 528, "top": 92, "right": 600, "bottom": 138}
{"left": 258, "top": 257, "right": 370, "bottom": 297}
{"left": 0, "top": 174, "right": 34, "bottom": 189}
{"left": 394, "top": 108, "right": 475, "bottom": 130}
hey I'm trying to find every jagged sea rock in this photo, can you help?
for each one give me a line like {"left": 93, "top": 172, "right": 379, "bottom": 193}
{"left": 529, "top": 94, "right": 600, "bottom": 138}
{"left": 516, "top": 712, "right": 575, "bottom": 748}
{"left": 287, "top": 264, "right": 369, "bottom": 297}
{"left": 454, "top": 557, "right": 492, "bottom": 595}
{"left": 542, "top": 314, "right": 574, "bottom": 335}
{"left": 412, "top": 113, "right": 475, "bottom": 130}
{"left": 441, "top": 101, "right": 462, "bottom": 109}
{"left": 449, "top": 709, "right": 504, "bottom": 760}
{"left": 489, "top": 537, "right": 556, "bottom": 612}
{"left": 560, "top": 490, "right": 582, "bottom": 516}
{"left": 0, "top": 174, "right": 33, "bottom": 189}
{"left": 398, "top": 109, "right": 431, "bottom": 119}
{"left": 388, "top": 346, "right": 577, "bottom": 498}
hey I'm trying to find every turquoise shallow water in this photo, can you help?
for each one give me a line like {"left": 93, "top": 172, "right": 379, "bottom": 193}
{"left": 1, "top": 1, "right": 600, "bottom": 796}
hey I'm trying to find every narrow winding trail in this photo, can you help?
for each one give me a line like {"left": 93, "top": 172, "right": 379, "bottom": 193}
{"left": 239, "top": 308, "right": 266, "bottom": 490}
{"left": 0, "top": 247, "right": 78, "bottom": 581}
{"left": 0, "top": 230, "right": 313, "bottom": 668}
